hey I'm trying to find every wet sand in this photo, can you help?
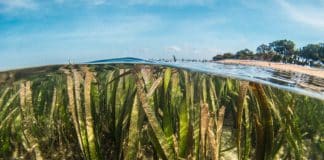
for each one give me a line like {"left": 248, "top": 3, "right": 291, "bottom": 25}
{"left": 217, "top": 59, "right": 324, "bottom": 78}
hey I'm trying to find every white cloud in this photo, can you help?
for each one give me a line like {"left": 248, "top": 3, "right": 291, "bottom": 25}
{"left": 166, "top": 46, "right": 182, "bottom": 53}
{"left": 276, "top": 0, "right": 324, "bottom": 30}
{"left": 163, "top": 44, "right": 226, "bottom": 59}
{"left": 0, "top": 14, "right": 163, "bottom": 48}
{"left": 0, "top": 0, "right": 37, "bottom": 11}
{"left": 0, "top": 0, "right": 214, "bottom": 12}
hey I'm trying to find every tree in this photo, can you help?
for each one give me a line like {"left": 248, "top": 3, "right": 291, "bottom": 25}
{"left": 212, "top": 53, "right": 235, "bottom": 61}
{"left": 213, "top": 55, "right": 224, "bottom": 61}
{"left": 300, "top": 44, "right": 323, "bottom": 61}
{"left": 223, "top": 52, "right": 235, "bottom": 59}
{"left": 210, "top": 40, "right": 323, "bottom": 66}
{"left": 320, "top": 43, "right": 324, "bottom": 63}
{"left": 271, "top": 55, "right": 282, "bottom": 62}
{"left": 236, "top": 49, "right": 254, "bottom": 59}
{"left": 269, "top": 40, "right": 295, "bottom": 56}
{"left": 256, "top": 44, "right": 271, "bottom": 54}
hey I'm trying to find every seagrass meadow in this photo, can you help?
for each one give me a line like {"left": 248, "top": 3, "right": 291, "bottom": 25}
{"left": 0, "top": 64, "right": 323, "bottom": 160}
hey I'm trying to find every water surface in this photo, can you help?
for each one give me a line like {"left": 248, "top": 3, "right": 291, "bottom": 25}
{"left": 88, "top": 57, "right": 324, "bottom": 100}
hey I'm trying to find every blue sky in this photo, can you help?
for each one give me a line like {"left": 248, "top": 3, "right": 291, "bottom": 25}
{"left": 0, "top": 0, "right": 324, "bottom": 70}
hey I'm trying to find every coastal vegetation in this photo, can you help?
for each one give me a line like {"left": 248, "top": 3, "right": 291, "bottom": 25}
{"left": 0, "top": 64, "right": 323, "bottom": 159}
{"left": 213, "top": 40, "right": 324, "bottom": 67}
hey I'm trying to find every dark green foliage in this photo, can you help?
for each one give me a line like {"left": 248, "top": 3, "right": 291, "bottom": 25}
{"left": 257, "top": 44, "right": 272, "bottom": 54}
{"left": 300, "top": 44, "right": 324, "bottom": 62}
{"left": 213, "top": 40, "right": 324, "bottom": 67}
{"left": 235, "top": 49, "right": 254, "bottom": 60}
{"left": 269, "top": 39, "right": 295, "bottom": 56}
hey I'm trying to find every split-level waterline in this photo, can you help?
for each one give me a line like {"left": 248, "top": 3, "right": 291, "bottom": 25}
{"left": 0, "top": 62, "right": 323, "bottom": 160}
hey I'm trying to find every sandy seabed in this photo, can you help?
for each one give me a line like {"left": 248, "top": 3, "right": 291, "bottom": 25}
{"left": 217, "top": 59, "right": 324, "bottom": 79}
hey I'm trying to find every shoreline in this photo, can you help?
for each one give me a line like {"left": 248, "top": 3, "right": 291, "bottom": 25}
{"left": 217, "top": 59, "right": 324, "bottom": 79}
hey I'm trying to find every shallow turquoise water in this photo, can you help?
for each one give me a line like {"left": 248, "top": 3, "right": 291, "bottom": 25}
{"left": 88, "top": 57, "right": 324, "bottom": 100}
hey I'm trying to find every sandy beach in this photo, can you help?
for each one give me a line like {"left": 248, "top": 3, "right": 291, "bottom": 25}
{"left": 217, "top": 59, "right": 324, "bottom": 79}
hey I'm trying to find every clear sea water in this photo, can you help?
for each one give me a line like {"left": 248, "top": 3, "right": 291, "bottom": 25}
{"left": 88, "top": 57, "right": 324, "bottom": 100}
{"left": 0, "top": 57, "right": 323, "bottom": 159}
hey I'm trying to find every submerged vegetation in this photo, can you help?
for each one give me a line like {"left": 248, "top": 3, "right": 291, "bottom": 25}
{"left": 0, "top": 64, "right": 323, "bottom": 159}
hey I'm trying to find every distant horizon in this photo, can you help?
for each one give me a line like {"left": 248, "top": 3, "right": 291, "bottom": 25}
{"left": 0, "top": 55, "right": 213, "bottom": 72}
{"left": 0, "top": 41, "right": 322, "bottom": 71}
{"left": 1, "top": 0, "right": 324, "bottom": 70}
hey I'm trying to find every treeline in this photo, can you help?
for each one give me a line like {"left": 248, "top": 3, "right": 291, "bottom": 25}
{"left": 213, "top": 40, "right": 324, "bottom": 66}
